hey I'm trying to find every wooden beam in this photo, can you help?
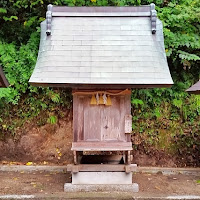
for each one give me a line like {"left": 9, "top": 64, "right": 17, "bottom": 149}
{"left": 73, "top": 151, "right": 78, "bottom": 165}
{"left": 29, "top": 83, "right": 173, "bottom": 89}
{"left": 67, "top": 164, "right": 137, "bottom": 173}
{"left": 71, "top": 142, "right": 133, "bottom": 151}
{"left": 71, "top": 165, "right": 79, "bottom": 173}
{"left": 125, "top": 151, "right": 131, "bottom": 165}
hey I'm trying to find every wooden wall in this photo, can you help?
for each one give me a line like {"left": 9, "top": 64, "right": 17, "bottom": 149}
{"left": 73, "top": 94, "right": 131, "bottom": 143}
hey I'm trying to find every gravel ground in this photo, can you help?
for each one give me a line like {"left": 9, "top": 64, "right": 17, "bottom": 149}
{"left": 0, "top": 170, "right": 199, "bottom": 199}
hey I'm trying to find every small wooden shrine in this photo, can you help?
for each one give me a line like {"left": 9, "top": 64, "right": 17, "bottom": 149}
{"left": 186, "top": 81, "right": 200, "bottom": 94}
{"left": 0, "top": 66, "right": 9, "bottom": 88}
{"left": 29, "top": 4, "right": 173, "bottom": 191}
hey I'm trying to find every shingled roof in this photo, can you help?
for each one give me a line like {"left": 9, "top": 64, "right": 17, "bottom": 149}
{"left": 29, "top": 4, "right": 173, "bottom": 89}
{"left": 0, "top": 66, "right": 9, "bottom": 88}
{"left": 186, "top": 81, "right": 200, "bottom": 94}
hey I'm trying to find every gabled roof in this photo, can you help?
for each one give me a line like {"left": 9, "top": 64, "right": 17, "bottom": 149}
{"left": 29, "top": 4, "right": 173, "bottom": 89}
{"left": 186, "top": 81, "right": 200, "bottom": 94}
{"left": 0, "top": 66, "right": 9, "bottom": 88}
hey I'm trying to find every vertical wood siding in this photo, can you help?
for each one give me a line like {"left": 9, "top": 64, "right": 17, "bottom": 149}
{"left": 73, "top": 93, "right": 131, "bottom": 143}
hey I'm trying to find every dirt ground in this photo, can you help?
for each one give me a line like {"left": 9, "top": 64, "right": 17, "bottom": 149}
{"left": 0, "top": 113, "right": 199, "bottom": 168}
{"left": 0, "top": 116, "right": 74, "bottom": 165}
{"left": 0, "top": 171, "right": 199, "bottom": 197}
{"left": 0, "top": 117, "right": 186, "bottom": 168}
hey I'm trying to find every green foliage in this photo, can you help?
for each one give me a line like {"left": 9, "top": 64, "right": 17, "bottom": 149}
{"left": 131, "top": 84, "right": 200, "bottom": 165}
{"left": 178, "top": 51, "right": 200, "bottom": 62}
{"left": 0, "top": 8, "right": 7, "bottom": 13}
{"left": 157, "top": 0, "right": 200, "bottom": 74}
{"left": 0, "top": 0, "right": 199, "bottom": 165}
{"left": 3, "top": 15, "right": 18, "bottom": 21}
{"left": 47, "top": 115, "right": 57, "bottom": 124}
{"left": 0, "top": 32, "right": 39, "bottom": 103}
{"left": 131, "top": 99, "right": 144, "bottom": 108}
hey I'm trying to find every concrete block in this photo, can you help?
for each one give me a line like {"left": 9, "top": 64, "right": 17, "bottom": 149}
{"left": 72, "top": 172, "right": 132, "bottom": 185}
{"left": 64, "top": 183, "right": 139, "bottom": 193}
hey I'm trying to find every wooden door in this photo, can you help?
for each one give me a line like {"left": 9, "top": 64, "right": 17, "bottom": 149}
{"left": 100, "top": 96, "right": 126, "bottom": 142}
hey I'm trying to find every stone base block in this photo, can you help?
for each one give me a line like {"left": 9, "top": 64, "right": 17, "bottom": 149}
{"left": 64, "top": 183, "right": 139, "bottom": 193}
{"left": 72, "top": 172, "right": 132, "bottom": 184}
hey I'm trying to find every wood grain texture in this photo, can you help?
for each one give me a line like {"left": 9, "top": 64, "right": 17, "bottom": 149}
{"left": 125, "top": 95, "right": 131, "bottom": 142}
{"left": 73, "top": 95, "right": 78, "bottom": 142}
{"left": 73, "top": 91, "right": 132, "bottom": 152}
{"left": 73, "top": 151, "right": 78, "bottom": 165}
{"left": 101, "top": 96, "right": 123, "bottom": 141}
{"left": 125, "top": 151, "right": 131, "bottom": 165}
{"left": 84, "top": 98, "right": 101, "bottom": 141}
{"left": 71, "top": 142, "right": 132, "bottom": 151}
{"left": 125, "top": 115, "right": 132, "bottom": 133}
{"left": 67, "top": 164, "right": 137, "bottom": 173}
{"left": 73, "top": 93, "right": 131, "bottom": 144}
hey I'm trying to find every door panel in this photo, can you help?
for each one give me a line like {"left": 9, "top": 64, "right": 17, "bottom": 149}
{"left": 76, "top": 95, "right": 130, "bottom": 142}
{"left": 83, "top": 97, "right": 101, "bottom": 141}
{"left": 101, "top": 97, "right": 126, "bottom": 141}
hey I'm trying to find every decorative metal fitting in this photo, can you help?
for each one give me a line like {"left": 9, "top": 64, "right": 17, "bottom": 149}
{"left": 150, "top": 3, "right": 157, "bottom": 34}
{"left": 46, "top": 4, "right": 53, "bottom": 36}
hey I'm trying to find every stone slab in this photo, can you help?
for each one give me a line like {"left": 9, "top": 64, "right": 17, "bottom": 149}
{"left": 64, "top": 183, "right": 139, "bottom": 193}
{"left": 72, "top": 172, "right": 132, "bottom": 184}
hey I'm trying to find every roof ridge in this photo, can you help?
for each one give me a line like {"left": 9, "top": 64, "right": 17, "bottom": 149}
{"left": 45, "top": 4, "right": 157, "bottom": 36}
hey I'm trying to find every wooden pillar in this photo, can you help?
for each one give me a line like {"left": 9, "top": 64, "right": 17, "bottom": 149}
{"left": 125, "top": 151, "right": 131, "bottom": 165}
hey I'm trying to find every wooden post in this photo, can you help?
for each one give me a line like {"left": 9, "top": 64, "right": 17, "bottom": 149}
{"left": 73, "top": 151, "right": 78, "bottom": 165}
{"left": 125, "top": 151, "right": 131, "bottom": 165}
{"left": 73, "top": 151, "right": 83, "bottom": 165}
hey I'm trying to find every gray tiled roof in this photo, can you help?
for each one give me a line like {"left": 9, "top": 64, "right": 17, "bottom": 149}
{"left": 29, "top": 5, "right": 173, "bottom": 88}
{"left": 186, "top": 81, "right": 200, "bottom": 94}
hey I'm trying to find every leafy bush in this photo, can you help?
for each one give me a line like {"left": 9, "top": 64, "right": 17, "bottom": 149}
{"left": 0, "top": 0, "right": 199, "bottom": 163}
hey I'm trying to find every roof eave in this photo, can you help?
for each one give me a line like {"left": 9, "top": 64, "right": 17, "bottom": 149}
{"left": 186, "top": 80, "right": 200, "bottom": 95}
{"left": 186, "top": 91, "right": 200, "bottom": 95}
{"left": 29, "top": 82, "right": 173, "bottom": 89}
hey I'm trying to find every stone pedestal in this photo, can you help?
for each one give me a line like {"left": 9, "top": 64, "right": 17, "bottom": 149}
{"left": 64, "top": 183, "right": 139, "bottom": 192}
{"left": 72, "top": 172, "right": 132, "bottom": 184}
{"left": 64, "top": 164, "right": 139, "bottom": 193}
